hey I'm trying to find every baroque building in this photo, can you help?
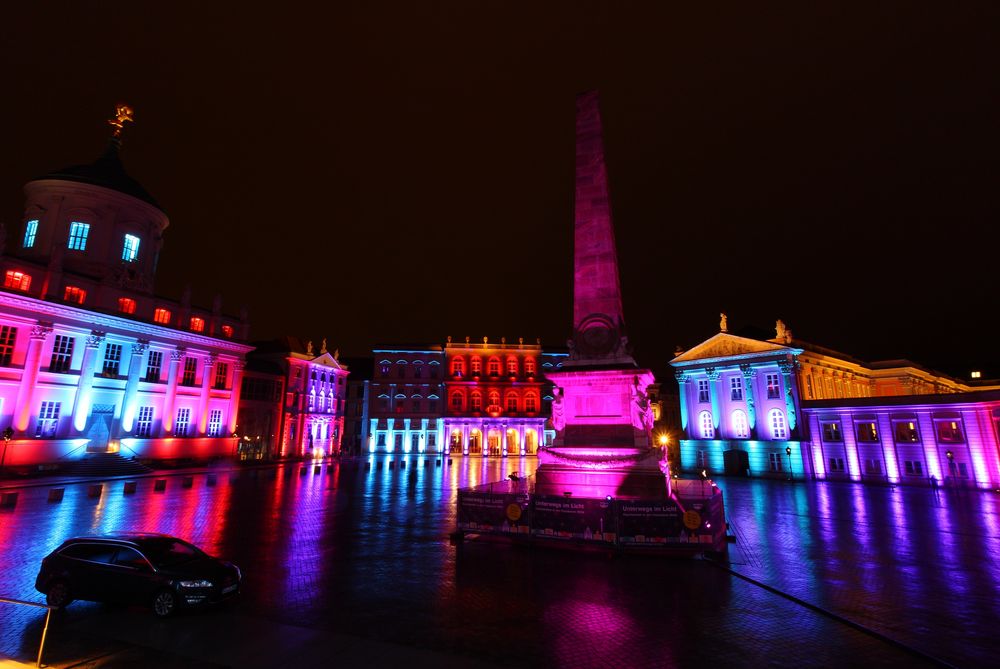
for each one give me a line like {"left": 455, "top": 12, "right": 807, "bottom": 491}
{"left": 0, "top": 107, "right": 252, "bottom": 471}
{"left": 366, "top": 346, "right": 444, "bottom": 454}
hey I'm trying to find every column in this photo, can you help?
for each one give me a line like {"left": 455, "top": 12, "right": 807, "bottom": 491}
{"left": 501, "top": 421, "right": 508, "bottom": 456}
{"left": 674, "top": 371, "right": 690, "bottom": 438}
{"left": 462, "top": 423, "right": 469, "bottom": 456}
{"left": 740, "top": 364, "right": 758, "bottom": 437}
{"left": 71, "top": 331, "right": 105, "bottom": 433}
{"left": 120, "top": 340, "right": 149, "bottom": 433}
{"left": 227, "top": 361, "right": 244, "bottom": 434}
{"left": 779, "top": 358, "right": 800, "bottom": 434}
{"left": 13, "top": 323, "right": 52, "bottom": 432}
{"left": 162, "top": 347, "right": 185, "bottom": 433}
{"left": 198, "top": 354, "right": 216, "bottom": 435}
{"left": 706, "top": 367, "right": 722, "bottom": 433}
{"left": 518, "top": 424, "right": 526, "bottom": 456}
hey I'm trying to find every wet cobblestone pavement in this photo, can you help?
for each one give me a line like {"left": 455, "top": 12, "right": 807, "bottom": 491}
{"left": 1, "top": 457, "right": 997, "bottom": 667}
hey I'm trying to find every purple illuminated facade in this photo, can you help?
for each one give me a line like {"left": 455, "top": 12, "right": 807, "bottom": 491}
{"left": 802, "top": 391, "right": 1000, "bottom": 489}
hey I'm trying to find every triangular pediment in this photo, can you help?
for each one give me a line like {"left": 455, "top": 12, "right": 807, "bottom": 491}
{"left": 671, "top": 333, "right": 794, "bottom": 364}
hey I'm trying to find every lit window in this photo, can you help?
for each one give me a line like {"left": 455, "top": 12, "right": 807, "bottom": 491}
{"left": 730, "top": 376, "right": 743, "bottom": 401}
{"left": 153, "top": 308, "right": 171, "bottom": 324}
{"left": 49, "top": 335, "right": 74, "bottom": 373}
{"left": 68, "top": 221, "right": 90, "bottom": 251}
{"left": 175, "top": 408, "right": 191, "bottom": 437}
{"left": 470, "top": 357, "right": 482, "bottom": 374}
{"left": 507, "top": 357, "right": 518, "bottom": 375}
{"left": 102, "top": 343, "right": 122, "bottom": 377}
{"left": 136, "top": 406, "right": 154, "bottom": 437}
{"left": 182, "top": 357, "right": 197, "bottom": 385}
{"left": 451, "top": 357, "right": 465, "bottom": 377}
{"left": 118, "top": 297, "right": 136, "bottom": 314}
{"left": 122, "top": 234, "right": 140, "bottom": 262}
{"left": 856, "top": 421, "right": 879, "bottom": 443}
{"left": 936, "top": 420, "right": 965, "bottom": 443}
{"left": 35, "top": 401, "right": 61, "bottom": 437}
{"left": 731, "top": 410, "right": 749, "bottom": 438}
{"left": 821, "top": 422, "right": 842, "bottom": 442}
{"left": 893, "top": 421, "right": 920, "bottom": 443}
{"left": 0, "top": 326, "right": 17, "bottom": 366}
{"left": 471, "top": 392, "right": 482, "bottom": 411}
{"left": 525, "top": 358, "right": 536, "bottom": 374}
{"left": 525, "top": 394, "right": 538, "bottom": 412}
{"left": 699, "top": 411, "right": 714, "bottom": 439}
{"left": 23, "top": 219, "right": 38, "bottom": 248}
{"left": 766, "top": 373, "right": 781, "bottom": 399}
{"left": 207, "top": 410, "right": 223, "bottom": 437}
{"left": 221, "top": 324, "right": 234, "bottom": 338}
{"left": 769, "top": 409, "right": 787, "bottom": 439}
{"left": 63, "top": 286, "right": 86, "bottom": 304}
{"left": 488, "top": 391, "right": 500, "bottom": 412}
{"left": 488, "top": 358, "right": 501, "bottom": 376}
{"left": 4, "top": 270, "right": 31, "bottom": 291}
{"left": 189, "top": 317, "right": 205, "bottom": 332}
{"left": 971, "top": 371, "right": 982, "bottom": 379}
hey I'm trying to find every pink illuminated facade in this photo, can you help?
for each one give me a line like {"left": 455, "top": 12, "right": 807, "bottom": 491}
{"left": 0, "top": 119, "right": 252, "bottom": 470}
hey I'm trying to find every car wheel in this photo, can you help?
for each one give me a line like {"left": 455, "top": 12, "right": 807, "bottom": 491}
{"left": 46, "top": 580, "right": 73, "bottom": 609}
{"left": 152, "top": 589, "right": 178, "bottom": 618}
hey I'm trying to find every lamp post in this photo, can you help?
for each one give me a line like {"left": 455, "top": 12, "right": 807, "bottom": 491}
{"left": 946, "top": 449, "right": 954, "bottom": 488}
{"left": 785, "top": 446, "right": 793, "bottom": 481}
{"left": 0, "top": 427, "right": 13, "bottom": 478}
{"left": 232, "top": 431, "right": 239, "bottom": 459}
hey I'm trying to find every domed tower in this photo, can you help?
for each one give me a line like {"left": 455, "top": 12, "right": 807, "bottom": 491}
{"left": 14, "top": 104, "right": 167, "bottom": 294}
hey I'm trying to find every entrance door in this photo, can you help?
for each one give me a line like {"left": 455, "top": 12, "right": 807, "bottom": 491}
{"left": 723, "top": 449, "right": 750, "bottom": 476}
{"left": 468, "top": 431, "right": 482, "bottom": 454}
{"left": 525, "top": 430, "right": 537, "bottom": 455}
{"left": 85, "top": 405, "right": 116, "bottom": 453}
{"left": 506, "top": 430, "right": 519, "bottom": 456}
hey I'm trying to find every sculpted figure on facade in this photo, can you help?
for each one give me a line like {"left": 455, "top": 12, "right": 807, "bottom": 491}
{"left": 551, "top": 387, "right": 565, "bottom": 431}
{"left": 719, "top": 312, "right": 728, "bottom": 333}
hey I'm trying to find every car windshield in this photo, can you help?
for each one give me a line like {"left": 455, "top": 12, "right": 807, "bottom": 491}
{"left": 139, "top": 539, "right": 206, "bottom": 568}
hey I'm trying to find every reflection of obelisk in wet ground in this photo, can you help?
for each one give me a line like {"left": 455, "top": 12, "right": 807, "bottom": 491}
{"left": 536, "top": 91, "right": 670, "bottom": 500}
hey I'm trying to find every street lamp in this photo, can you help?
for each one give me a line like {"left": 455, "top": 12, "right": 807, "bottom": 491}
{"left": 946, "top": 449, "right": 954, "bottom": 487}
{"left": 232, "top": 431, "right": 239, "bottom": 459}
{"left": 0, "top": 427, "right": 13, "bottom": 478}
{"left": 785, "top": 446, "right": 793, "bottom": 481}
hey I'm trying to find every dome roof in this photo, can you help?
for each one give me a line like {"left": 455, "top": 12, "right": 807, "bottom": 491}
{"left": 36, "top": 141, "right": 162, "bottom": 211}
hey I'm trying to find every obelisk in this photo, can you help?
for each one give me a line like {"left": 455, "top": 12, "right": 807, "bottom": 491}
{"left": 535, "top": 91, "right": 669, "bottom": 499}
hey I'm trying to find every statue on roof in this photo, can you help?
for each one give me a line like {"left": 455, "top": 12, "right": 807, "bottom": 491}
{"left": 108, "top": 103, "right": 134, "bottom": 139}
{"left": 306, "top": 340, "right": 314, "bottom": 356}
{"left": 320, "top": 338, "right": 327, "bottom": 354}
{"left": 720, "top": 313, "right": 728, "bottom": 333}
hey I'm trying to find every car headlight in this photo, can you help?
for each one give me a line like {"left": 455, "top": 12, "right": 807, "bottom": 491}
{"left": 178, "top": 580, "right": 213, "bottom": 588}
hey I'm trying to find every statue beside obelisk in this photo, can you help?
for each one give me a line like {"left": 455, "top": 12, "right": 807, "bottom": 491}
{"left": 536, "top": 91, "right": 669, "bottom": 500}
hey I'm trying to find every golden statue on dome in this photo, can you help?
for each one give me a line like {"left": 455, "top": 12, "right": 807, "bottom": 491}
{"left": 108, "top": 103, "right": 134, "bottom": 138}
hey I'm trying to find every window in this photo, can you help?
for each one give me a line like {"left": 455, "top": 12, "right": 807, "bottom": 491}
{"left": 113, "top": 547, "right": 150, "bottom": 570}
{"left": 451, "top": 393, "right": 463, "bottom": 410}
{"left": 49, "top": 335, "right": 74, "bottom": 373}
{"left": 866, "top": 459, "right": 882, "bottom": 476}
{"left": 0, "top": 326, "right": 17, "bottom": 366}
{"left": 380, "top": 362, "right": 391, "bottom": 376}
{"left": 118, "top": 297, "right": 136, "bottom": 314}
{"left": 221, "top": 325, "right": 234, "bottom": 338}
{"left": 429, "top": 400, "right": 437, "bottom": 413}
{"left": 731, "top": 410, "right": 749, "bottom": 438}
{"left": 59, "top": 543, "right": 116, "bottom": 563}
{"left": 949, "top": 461, "right": 969, "bottom": 478}
{"left": 394, "top": 433, "right": 403, "bottom": 450}
{"left": 122, "top": 234, "right": 140, "bottom": 262}
{"left": 145, "top": 351, "right": 162, "bottom": 382}
{"left": 63, "top": 286, "right": 86, "bottom": 304}
{"left": 768, "top": 453, "right": 783, "bottom": 472}
{"left": 697, "top": 379, "right": 710, "bottom": 403}
{"left": 893, "top": 421, "right": 920, "bottom": 443}
{"left": 487, "top": 391, "right": 500, "bottom": 411}
{"left": 35, "top": 401, "right": 60, "bottom": 437}
{"left": 309, "top": 390, "right": 316, "bottom": 411}
{"left": 507, "top": 358, "right": 518, "bottom": 375}
{"left": 936, "top": 420, "right": 965, "bottom": 443}
{"left": 136, "top": 406, "right": 154, "bottom": 437}
{"left": 471, "top": 392, "right": 482, "bottom": 411}
{"left": 214, "top": 362, "right": 228, "bottom": 389}
{"left": 856, "top": 422, "right": 879, "bottom": 443}
{"left": 506, "top": 396, "right": 518, "bottom": 413}
{"left": 377, "top": 433, "right": 386, "bottom": 447}
{"left": 207, "top": 410, "right": 223, "bottom": 437}
{"left": 525, "top": 358, "right": 536, "bottom": 375}
{"left": 175, "top": 408, "right": 191, "bottom": 436}
{"left": 829, "top": 457, "right": 846, "bottom": 473}
{"left": 23, "top": 219, "right": 38, "bottom": 248}
{"left": 182, "top": 357, "right": 197, "bottom": 386}
{"left": 525, "top": 395, "right": 538, "bottom": 412}
{"left": 189, "top": 317, "right": 205, "bottom": 333}
{"left": 4, "top": 270, "right": 31, "bottom": 291}
{"left": 769, "top": 409, "right": 787, "bottom": 439}
{"left": 102, "top": 343, "right": 122, "bottom": 377}
{"left": 488, "top": 358, "right": 500, "bottom": 376}
{"left": 68, "top": 221, "right": 90, "bottom": 251}
{"left": 428, "top": 433, "right": 436, "bottom": 448}
{"left": 153, "top": 308, "right": 171, "bottom": 324}
{"left": 698, "top": 411, "right": 714, "bottom": 439}
{"left": 451, "top": 358, "right": 465, "bottom": 377}
{"left": 766, "top": 373, "right": 781, "bottom": 399}
{"left": 696, "top": 450, "right": 708, "bottom": 469}
{"left": 470, "top": 357, "right": 482, "bottom": 374}
{"left": 903, "top": 460, "right": 923, "bottom": 477}
{"left": 729, "top": 376, "right": 743, "bottom": 401}
{"left": 821, "top": 422, "right": 842, "bottom": 442}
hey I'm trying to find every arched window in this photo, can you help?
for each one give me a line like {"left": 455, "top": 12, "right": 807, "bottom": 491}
{"left": 450, "top": 391, "right": 464, "bottom": 411}
{"left": 524, "top": 393, "right": 538, "bottom": 413}
{"left": 506, "top": 357, "right": 518, "bottom": 375}
{"left": 731, "top": 410, "right": 749, "bottom": 438}
{"left": 487, "top": 357, "right": 501, "bottom": 376}
{"left": 470, "top": 356, "right": 482, "bottom": 374}
{"left": 470, "top": 391, "right": 483, "bottom": 411}
{"left": 451, "top": 357, "right": 465, "bottom": 377}
{"left": 524, "top": 357, "right": 536, "bottom": 375}
{"left": 769, "top": 409, "right": 787, "bottom": 439}
{"left": 487, "top": 390, "right": 500, "bottom": 412}
{"left": 698, "top": 411, "right": 714, "bottom": 439}
{"left": 505, "top": 392, "right": 519, "bottom": 413}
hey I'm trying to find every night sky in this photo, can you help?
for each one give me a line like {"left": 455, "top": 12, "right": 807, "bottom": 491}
{"left": 2, "top": 3, "right": 997, "bottom": 376}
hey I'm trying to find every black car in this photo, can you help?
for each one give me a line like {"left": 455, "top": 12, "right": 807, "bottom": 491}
{"left": 35, "top": 533, "right": 241, "bottom": 617}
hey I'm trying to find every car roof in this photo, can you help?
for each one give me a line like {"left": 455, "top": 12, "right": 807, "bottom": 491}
{"left": 65, "top": 533, "right": 175, "bottom": 546}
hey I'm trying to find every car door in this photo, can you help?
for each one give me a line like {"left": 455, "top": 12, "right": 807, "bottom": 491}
{"left": 59, "top": 543, "right": 119, "bottom": 601}
{"left": 108, "top": 547, "right": 157, "bottom": 604}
